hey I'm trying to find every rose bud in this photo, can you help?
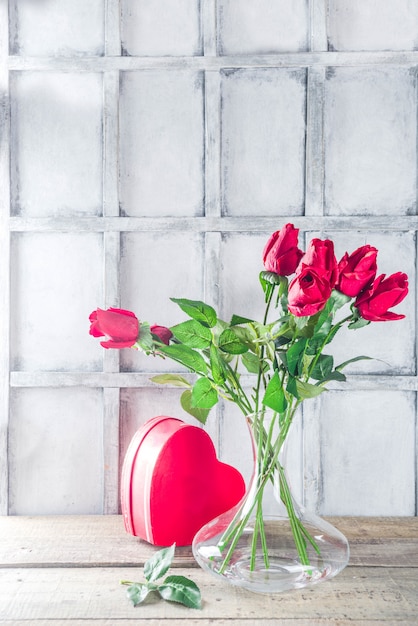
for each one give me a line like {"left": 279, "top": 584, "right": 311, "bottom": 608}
{"left": 151, "top": 324, "right": 173, "bottom": 345}
{"left": 336, "top": 245, "right": 378, "bottom": 297}
{"left": 89, "top": 307, "right": 139, "bottom": 348}
{"left": 263, "top": 223, "right": 304, "bottom": 276}
{"left": 287, "top": 267, "right": 333, "bottom": 317}
{"left": 297, "top": 238, "right": 338, "bottom": 288}
{"left": 354, "top": 272, "right": 409, "bottom": 321}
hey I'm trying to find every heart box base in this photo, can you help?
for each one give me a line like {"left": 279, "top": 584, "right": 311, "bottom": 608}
{"left": 121, "top": 415, "right": 245, "bottom": 546}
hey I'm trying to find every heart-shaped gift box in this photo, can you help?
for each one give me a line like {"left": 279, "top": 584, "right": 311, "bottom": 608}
{"left": 121, "top": 415, "right": 246, "bottom": 546}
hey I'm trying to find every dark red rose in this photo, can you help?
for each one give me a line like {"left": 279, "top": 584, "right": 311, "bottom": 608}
{"left": 262, "top": 223, "right": 304, "bottom": 276}
{"left": 151, "top": 324, "right": 173, "bottom": 345}
{"left": 89, "top": 307, "right": 139, "bottom": 348}
{"left": 287, "top": 266, "right": 333, "bottom": 317}
{"left": 297, "top": 238, "right": 338, "bottom": 288}
{"left": 336, "top": 245, "right": 378, "bottom": 297}
{"left": 354, "top": 272, "right": 409, "bottom": 322}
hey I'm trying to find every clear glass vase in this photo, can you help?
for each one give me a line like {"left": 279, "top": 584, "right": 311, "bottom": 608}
{"left": 192, "top": 409, "right": 350, "bottom": 594}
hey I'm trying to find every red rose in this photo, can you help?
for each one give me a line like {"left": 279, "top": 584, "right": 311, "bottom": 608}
{"left": 354, "top": 272, "right": 408, "bottom": 322}
{"left": 297, "top": 238, "right": 338, "bottom": 288}
{"left": 287, "top": 266, "right": 333, "bottom": 317}
{"left": 336, "top": 245, "right": 378, "bottom": 297}
{"left": 89, "top": 307, "right": 139, "bottom": 348}
{"left": 151, "top": 324, "right": 173, "bottom": 345}
{"left": 262, "top": 223, "right": 304, "bottom": 276}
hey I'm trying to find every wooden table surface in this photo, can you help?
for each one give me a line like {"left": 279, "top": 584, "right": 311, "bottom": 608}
{"left": 0, "top": 515, "right": 417, "bottom": 625}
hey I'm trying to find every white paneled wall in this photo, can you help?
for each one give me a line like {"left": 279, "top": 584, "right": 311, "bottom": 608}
{"left": 221, "top": 69, "right": 307, "bottom": 215}
{"left": 324, "top": 67, "right": 417, "bottom": 215}
{"left": 10, "top": 72, "right": 103, "bottom": 217}
{"left": 0, "top": 0, "right": 417, "bottom": 517}
{"left": 120, "top": 0, "right": 202, "bottom": 56}
{"left": 119, "top": 71, "right": 205, "bottom": 217}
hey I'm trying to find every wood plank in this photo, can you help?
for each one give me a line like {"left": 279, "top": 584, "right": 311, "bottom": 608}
{"left": 1, "top": 516, "right": 417, "bottom": 568}
{"left": 0, "top": 566, "right": 417, "bottom": 622}
{"left": 0, "top": 515, "right": 418, "bottom": 567}
{"left": 0, "top": 516, "right": 194, "bottom": 568}
{"left": 329, "top": 516, "right": 418, "bottom": 540}
{"left": 0, "top": 617, "right": 417, "bottom": 626}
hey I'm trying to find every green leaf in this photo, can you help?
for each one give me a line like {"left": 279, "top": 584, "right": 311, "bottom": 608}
{"left": 289, "top": 313, "right": 318, "bottom": 339}
{"left": 336, "top": 355, "right": 372, "bottom": 371}
{"left": 191, "top": 378, "right": 218, "bottom": 409}
{"left": 260, "top": 277, "right": 274, "bottom": 303}
{"left": 319, "top": 370, "right": 346, "bottom": 383}
{"left": 135, "top": 322, "right": 154, "bottom": 353}
{"left": 230, "top": 313, "right": 256, "bottom": 325}
{"left": 310, "top": 354, "right": 334, "bottom": 381}
{"left": 269, "top": 318, "right": 289, "bottom": 338}
{"left": 242, "top": 351, "right": 268, "bottom": 375}
{"left": 170, "top": 298, "right": 217, "bottom": 328}
{"left": 180, "top": 390, "right": 210, "bottom": 425}
{"left": 144, "top": 544, "right": 175, "bottom": 583}
{"left": 218, "top": 328, "right": 249, "bottom": 354}
{"left": 158, "top": 575, "right": 202, "bottom": 610}
{"left": 126, "top": 583, "right": 152, "bottom": 606}
{"left": 301, "top": 352, "right": 315, "bottom": 373}
{"left": 348, "top": 317, "right": 371, "bottom": 330}
{"left": 294, "top": 315, "right": 312, "bottom": 332}
{"left": 295, "top": 379, "right": 326, "bottom": 400}
{"left": 286, "top": 375, "right": 299, "bottom": 400}
{"left": 230, "top": 325, "right": 256, "bottom": 349}
{"left": 312, "top": 303, "right": 333, "bottom": 337}
{"left": 285, "top": 339, "right": 307, "bottom": 376}
{"left": 330, "top": 290, "right": 351, "bottom": 310}
{"left": 304, "top": 336, "right": 323, "bottom": 355}
{"left": 157, "top": 344, "right": 208, "bottom": 375}
{"left": 262, "top": 371, "right": 287, "bottom": 413}
{"left": 209, "top": 343, "right": 226, "bottom": 385}
{"left": 170, "top": 320, "right": 212, "bottom": 349}
{"left": 324, "top": 323, "right": 343, "bottom": 345}
{"left": 150, "top": 374, "right": 191, "bottom": 388}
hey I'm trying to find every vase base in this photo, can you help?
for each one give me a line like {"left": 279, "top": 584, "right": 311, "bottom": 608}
{"left": 226, "top": 554, "right": 331, "bottom": 594}
{"left": 193, "top": 515, "right": 350, "bottom": 594}
{"left": 196, "top": 549, "right": 336, "bottom": 594}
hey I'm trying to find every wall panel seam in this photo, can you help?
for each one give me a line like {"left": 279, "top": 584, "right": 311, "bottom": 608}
{"left": 202, "top": 0, "right": 217, "bottom": 57}
{"left": 9, "top": 216, "right": 418, "bottom": 232}
{"left": 0, "top": 0, "right": 10, "bottom": 515}
{"left": 309, "top": 0, "right": 328, "bottom": 53}
{"left": 7, "top": 51, "right": 418, "bottom": 72}
{"left": 102, "top": 0, "right": 121, "bottom": 514}
{"left": 105, "top": 0, "right": 121, "bottom": 57}
{"left": 9, "top": 372, "right": 418, "bottom": 391}
{"left": 305, "top": 66, "right": 326, "bottom": 216}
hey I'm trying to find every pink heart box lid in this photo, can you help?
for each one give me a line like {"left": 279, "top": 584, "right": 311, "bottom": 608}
{"left": 121, "top": 415, "right": 245, "bottom": 547}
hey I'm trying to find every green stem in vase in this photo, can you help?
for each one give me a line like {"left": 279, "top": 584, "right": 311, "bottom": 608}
{"left": 278, "top": 464, "right": 310, "bottom": 568}
{"left": 258, "top": 498, "right": 269, "bottom": 569}
{"left": 217, "top": 406, "right": 313, "bottom": 574}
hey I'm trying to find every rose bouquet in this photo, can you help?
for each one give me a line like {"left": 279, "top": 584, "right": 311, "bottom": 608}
{"left": 89, "top": 224, "right": 408, "bottom": 578}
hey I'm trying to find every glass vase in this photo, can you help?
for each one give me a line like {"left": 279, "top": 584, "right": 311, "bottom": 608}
{"left": 192, "top": 409, "right": 349, "bottom": 594}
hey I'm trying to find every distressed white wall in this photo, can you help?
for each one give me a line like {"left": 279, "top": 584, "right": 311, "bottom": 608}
{"left": 0, "top": 0, "right": 417, "bottom": 517}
